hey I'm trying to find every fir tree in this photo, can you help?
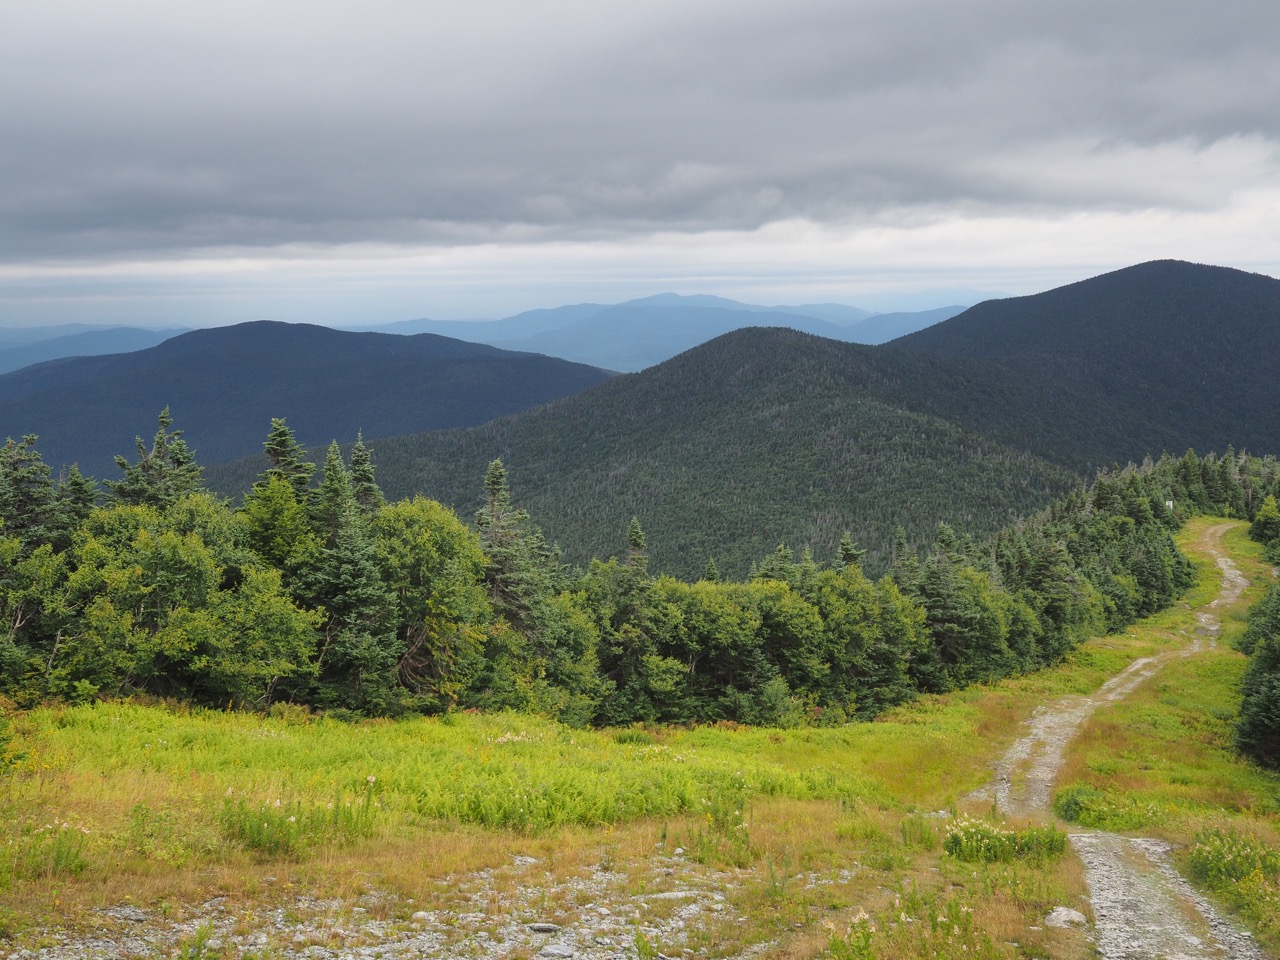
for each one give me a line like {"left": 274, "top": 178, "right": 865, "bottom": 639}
{"left": 311, "top": 441, "right": 354, "bottom": 545}
{"left": 626, "top": 516, "right": 647, "bottom": 571}
{"left": 475, "top": 459, "right": 543, "bottom": 630}
{"left": 108, "top": 408, "right": 203, "bottom": 508}
{"left": 349, "top": 433, "right": 385, "bottom": 514}
{"left": 260, "top": 418, "right": 315, "bottom": 499}
{"left": 50, "top": 465, "right": 99, "bottom": 552}
{"left": 0, "top": 436, "right": 58, "bottom": 551}
{"left": 313, "top": 500, "right": 398, "bottom": 712}
{"left": 837, "top": 532, "right": 867, "bottom": 569}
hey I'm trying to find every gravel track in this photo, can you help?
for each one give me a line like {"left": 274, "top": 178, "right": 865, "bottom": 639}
{"left": 979, "top": 522, "right": 1268, "bottom": 960}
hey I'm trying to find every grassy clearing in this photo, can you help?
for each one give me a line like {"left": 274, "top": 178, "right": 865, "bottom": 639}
{"left": 0, "top": 517, "right": 1270, "bottom": 959}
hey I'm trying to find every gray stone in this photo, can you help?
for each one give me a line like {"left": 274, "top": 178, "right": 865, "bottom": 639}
{"left": 529, "top": 921, "right": 561, "bottom": 932}
{"left": 539, "top": 944, "right": 575, "bottom": 958}
{"left": 100, "top": 906, "right": 149, "bottom": 923}
{"left": 1045, "top": 906, "right": 1088, "bottom": 929}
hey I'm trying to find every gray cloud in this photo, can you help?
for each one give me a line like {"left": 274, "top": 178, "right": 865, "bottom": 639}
{"left": 1, "top": 0, "right": 1278, "bottom": 263}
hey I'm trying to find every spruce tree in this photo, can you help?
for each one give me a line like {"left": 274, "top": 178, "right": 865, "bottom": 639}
{"left": 475, "top": 459, "right": 542, "bottom": 630}
{"left": 260, "top": 418, "right": 315, "bottom": 499}
{"left": 313, "top": 500, "right": 398, "bottom": 712}
{"left": 349, "top": 433, "right": 385, "bottom": 514}
{"left": 837, "top": 532, "right": 866, "bottom": 569}
{"left": 0, "top": 435, "right": 58, "bottom": 551}
{"left": 108, "top": 408, "right": 203, "bottom": 508}
{"left": 626, "top": 516, "right": 647, "bottom": 571}
{"left": 50, "top": 465, "right": 98, "bottom": 552}
{"left": 311, "top": 441, "right": 354, "bottom": 545}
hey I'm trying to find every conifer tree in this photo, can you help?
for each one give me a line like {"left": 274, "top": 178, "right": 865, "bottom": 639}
{"left": 475, "top": 459, "right": 545, "bottom": 630}
{"left": 626, "top": 516, "right": 647, "bottom": 571}
{"left": 313, "top": 500, "right": 398, "bottom": 712}
{"left": 260, "top": 418, "right": 315, "bottom": 499}
{"left": 349, "top": 433, "right": 385, "bottom": 514}
{"left": 1236, "top": 584, "right": 1280, "bottom": 769}
{"left": 890, "top": 526, "right": 920, "bottom": 589}
{"left": 0, "top": 435, "right": 58, "bottom": 551}
{"left": 311, "top": 441, "right": 354, "bottom": 545}
{"left": 837, "top": 532, "right": 866, "bottom": 569}
{"left": 108, "top": 408, "right": 203, "bottom": 508}
{"left": 50, "top": 465, "right": 98, "bottom": 553}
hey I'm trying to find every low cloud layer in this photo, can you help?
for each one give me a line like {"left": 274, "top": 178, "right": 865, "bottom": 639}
{"left": 2, "top": 1, "right": 1277, "bottom": 320}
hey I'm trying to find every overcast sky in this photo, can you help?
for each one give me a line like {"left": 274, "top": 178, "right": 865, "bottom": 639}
{"left": 2, "top": 0, "right": 1278, "bottom": 326}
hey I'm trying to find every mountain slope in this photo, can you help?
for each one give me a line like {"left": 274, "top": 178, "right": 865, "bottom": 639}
{"left": 892, "top": 259, "right": 1280, "bottom": 455}
{"left": 0, "top": 321, "right": 612, "bottom": 477}
{"left": 202, "top": 260, "right": 1280, "bottom": 581}
{"left": 210, "top": 328, "right": 1080, "bottom": 580}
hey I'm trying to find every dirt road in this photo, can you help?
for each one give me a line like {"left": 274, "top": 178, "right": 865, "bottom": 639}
{"left": 979, "top": 522, "right": 1266, "bottom": 959}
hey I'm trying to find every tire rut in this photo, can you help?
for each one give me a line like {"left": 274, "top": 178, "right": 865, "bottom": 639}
{"left": 977, "top": 522, "right": 1267, "bottom": 959}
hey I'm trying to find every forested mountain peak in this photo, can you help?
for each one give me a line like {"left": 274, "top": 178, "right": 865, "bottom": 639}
{"left": 891, "top": 259, "right": 1280, "bottom": 458}
{"left": 893, "top": 259, "right": 1279, "bottom": 360}
{"left": 0, "top": 320, "right": 613, "bottom": 478}
{"left": 238, "top": 324, "right": 1085, "bottom": 580}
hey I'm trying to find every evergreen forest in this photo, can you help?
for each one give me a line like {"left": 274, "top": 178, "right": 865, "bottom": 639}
{"left": 5, "top": 413, "right": 1278, "bottom": 750}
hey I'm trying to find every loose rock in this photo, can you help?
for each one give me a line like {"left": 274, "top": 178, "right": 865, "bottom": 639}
{"left": 1044, "top": 907, "right": 1087, "bottom": 929}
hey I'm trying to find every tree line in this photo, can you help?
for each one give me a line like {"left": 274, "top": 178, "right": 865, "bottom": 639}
{"left": 2, "top": 413, "right": 1278, "bottom": 731}
{"left": 1237, "top": 498, "right": 1280, "bottom": 768}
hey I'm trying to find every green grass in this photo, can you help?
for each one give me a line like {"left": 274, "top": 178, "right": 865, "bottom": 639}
{"left": 0, "top": 516, "right": 1269, "bottom": 960}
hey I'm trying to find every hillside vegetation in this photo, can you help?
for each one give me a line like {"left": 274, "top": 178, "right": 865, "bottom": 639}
{"left": 205, "top": 262, "right": 1280, "bottom": 580}
{"left": 1, "top": 519, "right": 1275, "bottom": 958}
{"left": 895, "top": 259, "right": 1280, "bottom": 457}
{"left": 207, "top": 316, "right": 1256, "bottom": 579}
{"left": 4, "top": 415, "right": 1276, "bottom": 733}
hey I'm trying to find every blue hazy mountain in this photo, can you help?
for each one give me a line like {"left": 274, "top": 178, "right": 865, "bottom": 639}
{"left": 352, "top": 295, "right": 957, "bottom": 371}
{"left": 0, "top": 326, "right": 189, "bottom": 374}
{"left": 0, "top": 321, "right": 612, "bottom": 477}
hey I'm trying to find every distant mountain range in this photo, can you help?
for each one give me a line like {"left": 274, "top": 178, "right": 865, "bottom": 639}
{"left": 0, "top": 322, "right": 611, "bottom": 478}
{"left": 209, "top": 259, "right": 1279, "bottom": 579}
{"left": 0, "top": 325, "right": 189, "bottom": 374}
{"left": 351, "top": 294, "right": 966, "bottom": 371}
{"left": 10, "top": 259, "right": 1277, "bottom": 580}
{"left": 0, "top": 293, "right": 960, "bottom": 381}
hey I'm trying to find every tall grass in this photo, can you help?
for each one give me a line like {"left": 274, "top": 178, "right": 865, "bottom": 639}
{"left": 826, "top": 884, "right": 1011, "bottom": 960}
{"left": 0, "top": 517, "right": 1266, "bottom": 957}
{"left": 1188, "top": 829, "right": 1280, "bottom": 948}
{"left": 943, "top": 816, "right": 1066, "bottom": 865}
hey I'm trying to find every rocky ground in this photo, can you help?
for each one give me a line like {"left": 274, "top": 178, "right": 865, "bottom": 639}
{"left": 6, "top": 853, "right": 742, "bottom": 959}
{"left": 4, "top": 846, "right": 869, "bottom": 959}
